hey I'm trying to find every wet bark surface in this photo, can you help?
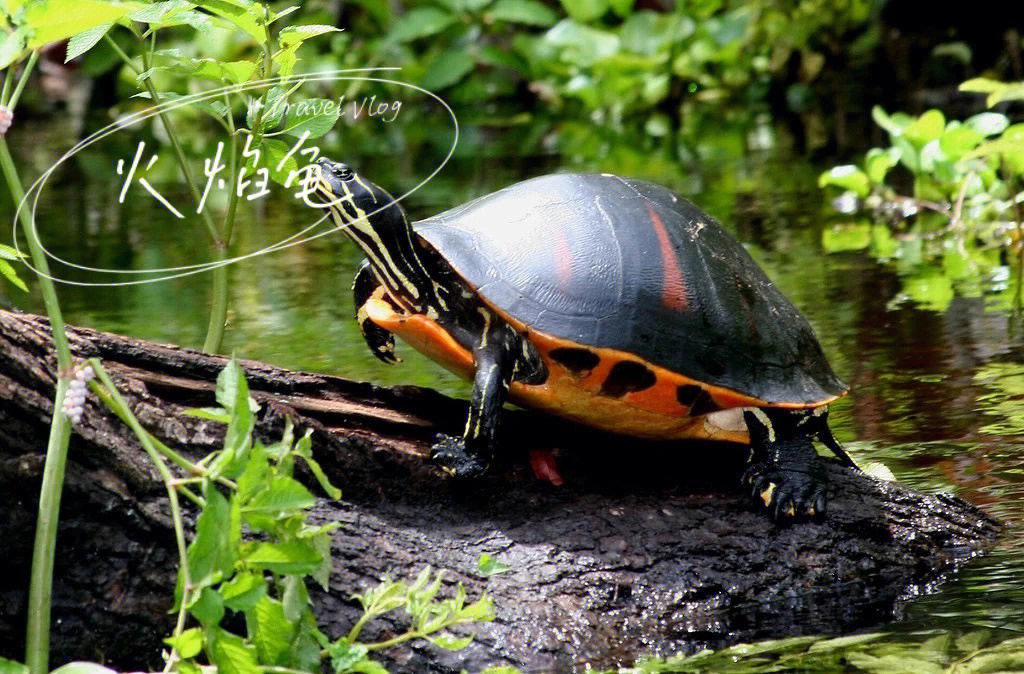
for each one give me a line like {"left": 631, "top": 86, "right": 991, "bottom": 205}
{"left": 0, "top": 310, "right": 1002, "bottom": 672}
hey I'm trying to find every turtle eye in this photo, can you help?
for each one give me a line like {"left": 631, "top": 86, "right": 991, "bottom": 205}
{"left": 333, "top": 164, "right": 354, "bottom": 180}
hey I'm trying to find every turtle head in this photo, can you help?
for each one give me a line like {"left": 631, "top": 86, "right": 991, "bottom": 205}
{"left": 313, "top": 158, "right": 400, "bottom": 226}
{"left": 312, "top": 157, "right": 432, "bottom": 307}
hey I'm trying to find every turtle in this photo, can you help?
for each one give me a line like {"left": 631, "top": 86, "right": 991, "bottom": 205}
{"left": 308, "top": 158, "right": 857, "bottom": 520}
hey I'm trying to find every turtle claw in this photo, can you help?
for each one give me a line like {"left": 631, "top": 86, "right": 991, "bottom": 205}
{"left": 430, "top": 434, "right": 488, "bottom": 479}
{"left": 743, "top": 462, "right": 826, "bottom": 522}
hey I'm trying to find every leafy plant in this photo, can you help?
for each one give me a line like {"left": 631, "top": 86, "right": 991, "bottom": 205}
{"left": 819, "top": 79, "right": 1024, "bottom": 313}
{"left": 79, "top": 358, "right": 494, "bottom": 674}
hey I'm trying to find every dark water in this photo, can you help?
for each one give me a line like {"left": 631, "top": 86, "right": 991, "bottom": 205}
{"left": 3, "top": 106, "right": 1023, "bottom": 659}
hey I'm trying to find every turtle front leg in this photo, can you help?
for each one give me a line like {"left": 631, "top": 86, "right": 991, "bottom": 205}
{"left": 353, "top": 259, "right": 399, "bottom": 364}
{"left": 431, "top": 317, "right": 513, "bottom": 479}
{"left": 742, "top": 408, "right": 827, "bottom": 521}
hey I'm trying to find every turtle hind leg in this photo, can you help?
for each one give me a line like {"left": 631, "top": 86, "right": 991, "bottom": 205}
{"left": 353, "top": 260, "right": 400, "bottom": 364}
{"left": 742, "top": 408, "right": 827, "bottom": 521}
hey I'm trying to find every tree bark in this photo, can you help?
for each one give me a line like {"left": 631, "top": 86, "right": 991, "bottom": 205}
{"left": 0, "top": 309, "right": 1001, "bottom": 672}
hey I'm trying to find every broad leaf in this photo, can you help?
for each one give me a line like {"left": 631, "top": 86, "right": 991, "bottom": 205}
{"left": 386, "top": 7, "right": 456, "bottom": 42}
{"left": 65, "top": 23, "right": 112, "bottom": 62}
{"left": 25, "top": 0, "right": 140, "bottom": 49}
{"left": 197, "top": 0, "right": 267, "bottom": 43}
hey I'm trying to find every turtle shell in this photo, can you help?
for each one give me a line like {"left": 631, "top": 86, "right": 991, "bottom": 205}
{"left": 414, "top": 173, "right": 847, "bottom": 406}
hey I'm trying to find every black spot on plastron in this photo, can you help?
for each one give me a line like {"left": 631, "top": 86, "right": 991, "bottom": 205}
{"left": 550, "top": 347, "right": 600, "bottom": 375}
{"left": 687, "top": 389, "right": 721, "bottom": 417}
{"left": 600, "top": 361, "right": 657, "bottom": 397}
{"left": 676, "top": 384, "right": 702, "bottom": 407}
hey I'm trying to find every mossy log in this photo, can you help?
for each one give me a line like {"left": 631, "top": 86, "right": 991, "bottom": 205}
{"left": 0, "top": 309, "right": 1001, "bottom": 672}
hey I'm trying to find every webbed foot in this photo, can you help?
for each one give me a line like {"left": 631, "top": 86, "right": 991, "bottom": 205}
{"left": 743, "top": 461, "right": 826, "bottom": 521}
{"left": 430, "top": 434, "right": 488, "bottom": 479}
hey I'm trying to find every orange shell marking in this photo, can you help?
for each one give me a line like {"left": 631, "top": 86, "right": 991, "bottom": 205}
{"left": 361, "top": 293, "right": 844, "bottom": 444}
{"left": 647, "top": 204, "right": 688, "bottom": 312}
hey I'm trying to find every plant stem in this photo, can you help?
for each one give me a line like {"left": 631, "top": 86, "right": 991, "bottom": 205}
{"left": 1, "top": 53, "right": 75, "bottom": 674}
{"left": 103, "top": 34, "right": 233, "bottom": 352}
{"left": 8, "top": 51, "right": 38, "bottom": 110}
{"left": 88, "top": 360, "right": 194, "bottom": 672}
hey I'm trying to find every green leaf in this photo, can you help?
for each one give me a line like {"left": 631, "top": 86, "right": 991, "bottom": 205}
{"left": 477, "top": 553, "right": 511, "bottom": 577}
{"left": 164, "top": 627, "right": 204, "bottom": 659}
{"left": 188, "top": 586, "right": 226, "bottom": 626}
{"left": 0, "top": 259, "right": 27, "bottom": 292}
{"left": 904, "top": 109, "right": 945, "bottom": 146}
{"left": 246, "top": 596, "right": 294, "bottom": 665}
{"left": 183, "top": 406, "right": 232, "bottom": 422}
{"left": 386, "top": 7, "right": 456, "bottom": 42}
{"left": 143, "top": 51, "right": 257, "bottom": 84}
{"left": 543, "top": 19, "right": 620, "bottom": 66}
{"left": 960, "top": 77, "right": 1024, "bottom": 108}
{"left": 872, "top": 105, "right": 913, "bottom": 137}
{"left": 311, "top": 531, "right": 333, "bottom": 589}
{"left": 188, "top": 488, "right": 237, "bottom": 586}
{"left": 818, "top": 165, "right": 870, "bottom": 198}
{"left": 939, "top": 125, "right": 985, "bottom": 157}
{"left": 0, "top": 28, "right": 27, "bottom": 70}
{"left": 24, "top": 0, "right": 141, "bottom": 49}
{"left": 0, "top": 244, "right": 24, "bottom": 261}
{"left": 822, "top": 223, "right": 871, "bottom": 253}
{"left": 251, "top": 137, "right": 298, "bottom": 185}
{"left": 129, "top": 0, "right": 193, "bottom": 23}
{"left": 558, "top": 0, "right": 608, "bottom": 22}
{"left": 278, "top": 24, "right": 342, "bottom": 47}
{"left": 427, "top": 633, "right": 474, "bottom": 650}
{"left": 132, "top": 90, "right": 229, "bottom": 119}
{"left": 209, "top": 627, "right": 260, "bottom": 674}
{"left": 243, "top": 474, "right": 315, "bottom": 513}
{"left": 65, "top": 23, "right": 111, "bottom": 62}
{"left": 197, "top": 0, "right": 267, "bottom": 43}
{"left": 279, "top": 98, "right": 341, "bottom": 138}
{"left": 965, "top": 112, "right": 1009, "bottom": 137}
{"left": 488, "top": 0, "right": 557, "bottom": 26}
{"left": 620, "top": 11, "right": 691, "bottom": 56}
{"left": 242, "top": 540, "right": 322, "bottom": 574}
{"left": 956, "top": 629, "right": 992, "bottom": 653}
{"left": 326, "top": 639, "right": 370, "bottom": 673}
{"left": 421, "top": 49, "right": 475, "bottom": 90}
{"left": 220, "top": 571, "right": 267, "bottom": 611}
{"left": 0, "top": 657, "right": 27, "bottom": 674}
{"left": 865, "top": 146, "right": 901, "bottom": 184}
